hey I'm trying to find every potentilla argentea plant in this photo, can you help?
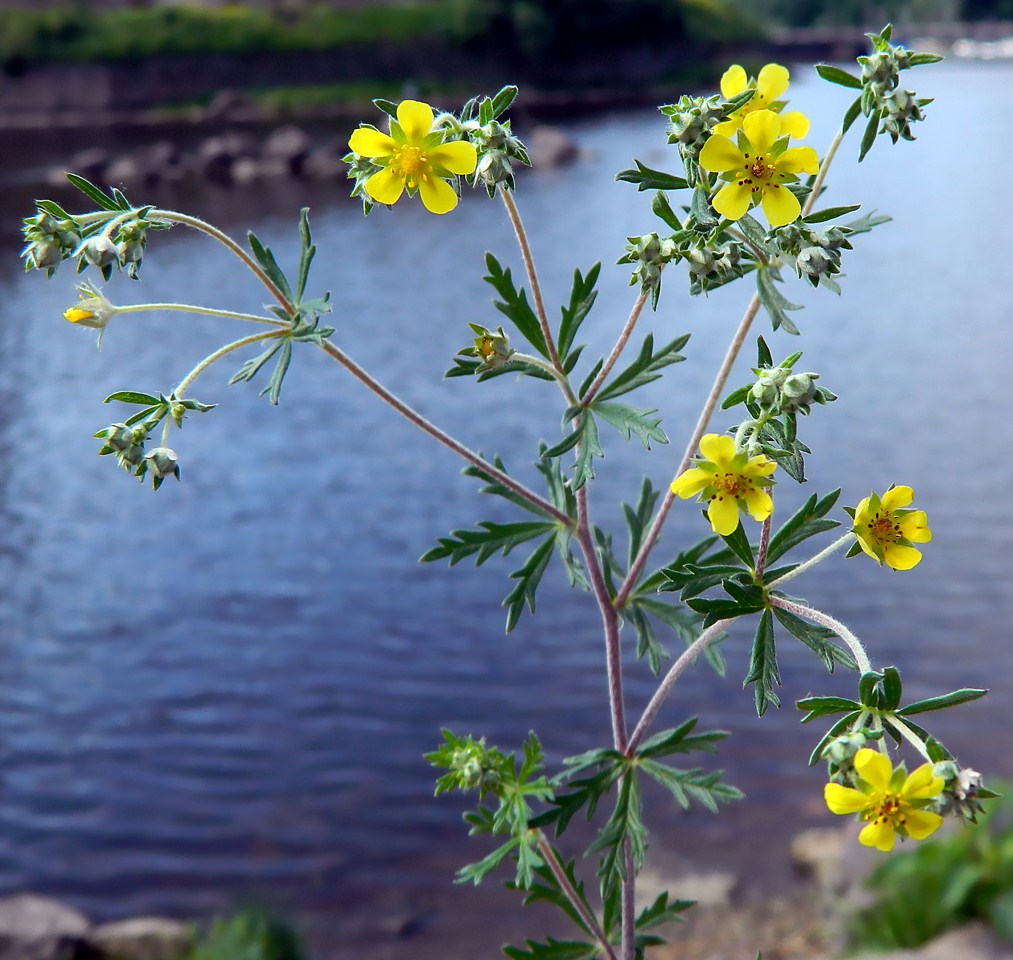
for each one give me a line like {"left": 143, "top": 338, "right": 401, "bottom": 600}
{"left": 21, "top": 27, "right": 993, "bottom": 960}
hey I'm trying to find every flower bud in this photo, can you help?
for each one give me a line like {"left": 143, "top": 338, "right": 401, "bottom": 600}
{"left": 781, "top": 372, "right": 819, "bottom": 410}
{"left": 99, "top": 423, "right": 135, "bottom": 453}
{"left": 143, "top": 446, "right": 180, "bottom": 489}
{"left": 469, "top": 325, "right": 513, "bottom": 371}
{"left": 84, "top": 236, "right": 118, "bottom": 269}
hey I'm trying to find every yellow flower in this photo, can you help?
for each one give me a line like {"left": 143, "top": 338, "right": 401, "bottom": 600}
{"left": 714, "top": 62, "right": 810, "bottom": 140}
{"left": 348, "top": 99, "right": 477, "bottom": 215}
{"left": 851, "top": 486, "right": 932, "bottom": 571}
{"left": 670, "top": 433, "right": 776, "bottom": 536}
{"left": 700, "top": 110, "right": 819, "bottom": 227}
{"left": 63, "top": 279, "right": 116, "bottom": 338}
{"left": 825, "top": 748, "right": 944, "bottom": 852}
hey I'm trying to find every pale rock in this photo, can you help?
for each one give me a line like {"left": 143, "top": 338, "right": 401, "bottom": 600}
{"left": 0, "top": 893, "right": 93, "bottom": 960}
{"left": 89, "top": 916, "right": 192, "bottom": 960}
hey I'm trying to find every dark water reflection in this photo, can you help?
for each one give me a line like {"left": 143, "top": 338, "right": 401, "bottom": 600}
{"left": 0, "top": 60, "right": 1010, "bottom": 959}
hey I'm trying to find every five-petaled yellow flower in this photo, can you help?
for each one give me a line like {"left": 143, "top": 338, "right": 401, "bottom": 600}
{"left": 700, "top": 110, "right": 819, "bottom": 227}
{"left": 670, "top": 433, "right": 776, "bottom": 536}
{"left": 825, "top": 748, "right": 944, "bottom": 852}
{"left": 348, "top": 99, "right": 477, "bottom": 215}
{"left": 851, "top": 485, "right": 932, "bottom": 571}
{"left": 714, "top": 63, "right": 810, "bottom": 140}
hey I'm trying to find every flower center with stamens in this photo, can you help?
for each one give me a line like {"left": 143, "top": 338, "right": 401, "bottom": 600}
{"left": 393, "top": 145, "right": 427, "bottom": 188}
{"left": 867, "top": 792, "right": 905, "bottom": 826}
{"left": 713, "top": 472, "right": 747, "bottom": 498}
{"left": 749, "top": 156, "right": 772, "bottom": 180}
{"left": 869, "top": 512, "right": 902, "bottom": 544}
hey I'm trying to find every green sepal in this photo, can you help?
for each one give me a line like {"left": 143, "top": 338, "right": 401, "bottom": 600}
{"left": 691, "top": 186, "right": 718, "bottom": 227}
{"left": 882, "top": 666, "right": 903, "bottom": 712}
{"left": 744, "top": 608, "right": 780, "bottom": 716}
{"left": 371, "top": 98, "right": 399, "bottom": 120}
{"left": 615, "top": 160, "right": 689, "bottom": 192}
{"left": 816, "top": 64, "right": 863, "bottom": 89}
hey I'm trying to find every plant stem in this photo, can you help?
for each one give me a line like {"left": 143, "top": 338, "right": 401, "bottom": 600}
{"left": 615, "top": 292, "right": 762, "bottom": 609}
{"left": 116, "top": 303, "right": 287, "bottom": 327}
{"left": 883, "top": 714, "right": 933, "bottom": 762}
{"left": 174, "top": 330, "right": 284, "bottom": 399}
{"left": 627, "top": 620, "right": 730, "bottom": 753}
{"left": 766, "top": 532, "right": 855, "bottom": 589}
{"left": 317, "top": 340, "right": 572, "bottom": 526}
{"left": 511, "top": 352, "right": 574, "bottom": 392}
{"left": 580, "top": 290, "right": 650, "bottom": 405}
{"left": 767, "top": 595, "right": 872, "bottom": 674}
{"left": 802, "top": 129, "right": 846, "bottom": 218}
{"left": 499, "top": 189, "right": 571, "bottom": 397}
{"left": 537, "top": 834, "right": 617, "bottom": 960}
{"left": 755, "top": 516, "right": 772, "bottom": 579}
{"left": 151, "top": 209, "right": 294, "bottom": 313}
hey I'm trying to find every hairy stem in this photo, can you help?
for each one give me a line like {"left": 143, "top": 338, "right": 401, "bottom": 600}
{"left": 767, "top": 595, "right": 872, "bottom": 674}
{"left": 175, "top": 329, "right": 284, "bottom": 399}
{"left": 883, "top": 714, "right": 933, "bottom": 762}
{"left": 537, "top": 835, "right": 617, "bottom": 960}
{"left": 151, "top": 210, "right": 294, "bottom": 313}
{"left": 766, "top": 532, "right": 855, "bottom": 589}
{"left": 802, "top": 129, "right": 846, "bottom": 218}
{"left": 755, "top": 515, "right": 772, "bottom": 579}
{"left": 615, "top": 292, "right": 762, "bottom": 609}
{"left": 580, "top": 290, "right": 650, "bottom": 405}
{"left": 627, "top": 620, "right": 730, "bottom": 753}
{"left": 512, "top": 352, "right": 574, "bottom": 392}
{"left": 117, "top": 303, "right": 287, "bottom": 327}
{"left": 317, "top": 340, "right": 571, "bottom": 526}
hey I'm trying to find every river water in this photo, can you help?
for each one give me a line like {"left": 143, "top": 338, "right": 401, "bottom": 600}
{"left": 0, "top": 58, "right": 1010, "bottom": 959}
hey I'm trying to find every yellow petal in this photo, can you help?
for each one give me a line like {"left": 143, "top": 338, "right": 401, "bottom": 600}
{"left": 903, "top": 809, "right": 943, "bottom": 841}
{"left": 881, "top": 485, "right": 915, "bottom": 511}
{"left": 707, "top": 496, "right": 741, "bottom": 536}
{"left": 743, "top": 487, "right": 774, "bottom": 522}
{"left": 349, "top": 127, "right": 396, "bottom": 158}
{"left": 854, "top": 748, "right": 892, "bottom": 792}
{"left": 711, "top": 118, "right": 740, "bottom": 138}
{"left": 776, "top": 146, "right": 820, "bottom": 176}
{"left": 742, "top": 109, "right": 781, "bottom": 154}
{"left": 899, "top": 511, "right": 932, "bottom": 543}
{"left": 745, "top": 455, "right": 777, "bottom": 477}
{"left": 760, "top": 183, "right": 801, "bottom": 228}
{"left": 882, "top": 544, "right": 923, "bottom": 571}
{"left": 364, "top": 167, "right": 405, "bottom": 205}
{"left": 429, "top": 139, "right": 478, "bottom": 175}
{"left": 853, "top": 497, "right": 872, "bottom": 524}
{"left": 712, "top": 181, "right": 753, "bottom": 222}
{"left": 779, "top": 111, "right": 810, "bottom": 139}
{"left": 699, "top": 433, "right": 736, "bottom": 465}
{"left": 396, "top": 99, "right": 435, "bottom": 143}
{"left": 699, "top": 134, "right": 745, "bottom": 173}
{"left": 902, "top": 764, "right": 944, "bottom": 802}
{"left": 825, "top": 783, "right": 870, "bottom": 815}
{"left": 671, "top": 467, "right": 712, "bottom": 499}
{"left": 64, "top": 307, "right": 94, "bottom": 324}
{"left": 855, "top": 533, "right": 883, "bottom": 562}
{"left": 756, "top": 63, "right": 789, "bottom": 103}
{"left": 859, "top": 819, "right": 897, "bottom": 852}
{"left": 720, "top": 64, "right": 747, "bottom": 98}
{"left": 418, "top": 174, "right": 458, "bottom": 214}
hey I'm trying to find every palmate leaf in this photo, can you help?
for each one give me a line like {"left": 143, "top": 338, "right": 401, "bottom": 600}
{"left": 463, "top": 454, "right": 560, "bottom": 519}
{"left": 765, "top": 489, "right": 841, "bottom": 564}
{"left": 589, "top": 772, "right": 645, "bottom": 900}
{"left": 625, "top": 603, "right": 670, "bottom": 675}
{"left": 638, "top": 759, "right": 743, "bottom": 812}
{"left": 419, "top": 520, "right": 557, "bottom": 566}
{"left": 744, "top": 608, "right": 780, "bottom": 716}
{"left": 571, "top": 414, "right": 604, "bottom": 491}
{"left": 756, "top": 268, "right": 803, "bottom": 335}
{"left": 772, "top": 606, "right": 857, "bottom": 673}
{"left": 558, "top": 264, "right": 599, "bottom": 363}
{"left": 636, "top": 717, "right": 729, "bottom": 759}
{"left": 247, "top": 229, "right": 293, "bottom": 303}
{"left": 636, "top": 891, "right": 695, "bottom": 932}
{"left": 504, "top": 536, "right": 556, "bottom": 632}
{"left": 592, "top": 333, "right": 690, "bottom": 402}
{"left": 591, "top": 401, "right": 668, "bottom": 449}
{"left": 484, "top": 253, "right": 549, "bottom": 359}
{"left": 637, "top": 597, "right": 726, "bottom": 675}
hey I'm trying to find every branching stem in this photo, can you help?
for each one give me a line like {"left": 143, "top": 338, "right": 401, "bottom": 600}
{"left": 767, "top": 595, "right": 872, "bottom": 674}
{"left": 116, "top": 303, "right": 286, "bottom": 327}
{"left": 175, "top": 330, "right": 284, "bottom": 399}
{"left": 580, "top": 290, "right": 650, "bottom": 405}
{"left": 766, "top": 532, "right": 855, "bottom": 589}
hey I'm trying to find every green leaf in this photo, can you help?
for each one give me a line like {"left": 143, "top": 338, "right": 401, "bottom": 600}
{"left": 842, "top": 95, "right": 863, "bottom": 134}
{"left": 65, "top": 173, "right": 121, "bottom": 211}
{"left": 571, "top": 415, "right": 603, "bottom": 491}
{"left": 897, "top": 688, "right": 988, "bottom": 716}
{"left": 719, "top": 523, "right": 755, "bottom": 569}
{"left": 858, "top": 108, "right": 881, "bottom": 162}
{"left": 615, "top": 160, "right": 689, "bottom": 192}
{"left": 229, "top": 339, "right": 284, "bottom": 389}
{"left": 504, "top": 536, "right": 556, "bottom": 632}
{"left": 744, "top": 609, "right": 780, "bottom": 716}
{"left": 558, "top": 264, "right": 599, "bottom": 362}
{"left": 510, "top": 853, "right": 597, "bottom": 936}
{"left": 484, "top": 253, "right": 549, "bottom": 359}
{"left": 263, "top": 339, "right": 292, "bottom": 404}
{"left": 104, "top": 391, "right": 162, "bottom": 406}
{"left": 652, "top": 191, "right": 682, "bottom": 231}
{"left": 636, "top": 891, "right": 694, "bottom": 931}
{"left": 737, "top": 213, "right": 774, "bottom": 256}
{"left": 685, "top": 593, "right": 764, "bottom": 628}
{"left": 623, "top": 476, "right": 659, "bottom": 568}
{"left": 882, "top": 666, "right": 903, "bottom": 711}
{"left": 247, "top": 230, "right": 293, "bottom": 303}
{"left": 491, "top": 84, "right": 519, "bottom": 117}
{"left": 503, "top": 937, "right": 598, "bottom": 960}
{"left": 690, "top": 185, "right": 717, "bottom": 227}
{"left": 593, "top": 333, "right": 690, "bottom": 402}
{"left": 637, "top": 717, "right": 728, "bottom": 759}
{"left": 772, "top": 606, "right": 857, "bottom": 673}
{"left": 909, "top": 52, "right": 944, "bottom": 66}
{"left": 796, "top": 695, "right": 862, "bottom": 723}
{"left": 592, "top": 401, "right": 668, "bottom": 449}
{"left": 456, "top": 837, "right": 520, "bottom": 885}
{"left": 639, "top": 759, "right": 743, "bottom": 812}
{"left": 803, "top": 204, "right": 862, "bottom": 224}
{"left": 463, "top": 455, "right": 558, "bottom": 520}
{"left": 765, "top": 489, "right": 841, "bottom": 564}
{"left": 589, "top": 772, "right": 645, "bottom": 899}
{"left": 757, "top": 270, "right": 803, "bottom": 335}
{"left": 807, "top": 711, "right": 863, "bottom": 765}
{"left": 420, "top": 520, "right": 557, "bottom": 566}
{"left": 626, "top": 604, "right": 670, "bottom": 675}
{"left": 295, "top": 207, "right": 314, "bottom": 301}
{"left": 845, "top": 210, "right": 892, "bottom": 235}
{"left": 816, "top": 64, "right": 863, "bottom": 89}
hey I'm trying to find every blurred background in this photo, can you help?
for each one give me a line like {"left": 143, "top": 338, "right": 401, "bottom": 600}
{"left": 1, "top": 2, "right": 1012, "bottom": 959}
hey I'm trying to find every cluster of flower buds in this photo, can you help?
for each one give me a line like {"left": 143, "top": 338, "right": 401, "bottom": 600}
{"left": 461, "top": 118, "right": 530, "bottom": 195}
{"left": 750, "top": 364, "right": 829, "bottom": 415}
{"left": 683, "top": 239, "right": 742, "bottom": 289}
{"left": 823, "top": 731, "right": 871, "bottom": 783}
{"left": 776, "top": 223, "right": 853, "bottom": 288}
{"left": 859, "top": 28, "right": 936, "bottom": 144}
{"left": 930, "top": 761, "right": 987, "bottom": 823}
{"left": 98, "top": 421, "right": 181, "bottom": 490}
{"left": 460, "top": 323, "right": 514, "bottom": 372}
{"left": 661, "top": 94, "right": 728, "bottom": 179}
{"left": 21, "top": 213, "right": 82, "bottom": 278}
{"left": 618, "top": 233, "right": 677, "bottom": 294}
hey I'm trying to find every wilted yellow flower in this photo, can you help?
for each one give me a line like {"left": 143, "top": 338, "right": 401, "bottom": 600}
{"left": 714, "top": 62, "right": 810, "bottom": 140}
{"left": 851, "top": 486, "right": 932, "bottom": 571}
{"left": 700, "top": 110, "right": 819, "bottom": 227}
{"left": 670, "top": 433, "right": 776, "bottom": 536}
{"left": 825, "top": 748, "right": 944, "bottom": 852}
{"left": 348, "top": 99, "right": 477, "bottom": 215}
{"left": 63, "top": 280, "right": 117, "bottom": 345}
